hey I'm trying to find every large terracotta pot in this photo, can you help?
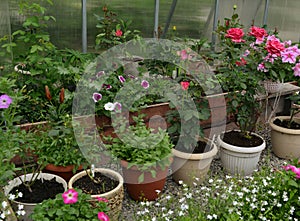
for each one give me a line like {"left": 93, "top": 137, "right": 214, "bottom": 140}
{"left": 217, "top": 130, "right": 266, "bottom": 176}
{"left": 68, "top": 168, "right": 124, "bottom": 221}
{"left": 43, "top": 164, "right": 83, "bottom": 182}
{"left": 171, "top": 138, "right": 218, "bottom": 186}
{"left": 269, "top": 116, "right": 300, "bottom": 159}
{"left": 4, "top": 173, "right": 67, "bottom": 221}
{"left": 121, "top": 158, "right": 171, "bottom": 201}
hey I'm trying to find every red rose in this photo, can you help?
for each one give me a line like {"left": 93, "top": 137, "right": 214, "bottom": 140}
{"left": 115, "top": 29, "right": 123, "bottom": 37}
{"left": 235, "top": 57, "right": 247, "bottom": 66}
{"left": 249, "top": 26, "right": 268, "bottom": 42}
{"left": 266, "top": 38, "right": 285, "bottom": 56}
{"left": 225, "top": 28, "right": 245, "bottom": 43}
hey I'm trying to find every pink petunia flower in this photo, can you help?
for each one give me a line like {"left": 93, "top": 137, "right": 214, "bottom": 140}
{"left": 0, "top": 94, "right": 12, "bottom": 109}
{"left": 62, "top": 189, "right": 78, "bottom": 204}
{"left": 98, "top": 212, "right": 110, "bottom": 221}
{"left": 293, "top": 63, "right": 300, "bottom": 77}
{"left": 141, "top": 80, "right": 149, "bottom": 89}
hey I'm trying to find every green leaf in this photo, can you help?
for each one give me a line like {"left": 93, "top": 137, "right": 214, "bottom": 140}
{"left": 138, "top": 173, "right": 144, "bottom": 183}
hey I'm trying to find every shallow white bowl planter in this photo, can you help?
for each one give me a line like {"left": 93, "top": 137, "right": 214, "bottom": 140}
{"left": 217, "top": 131, "right": 266, "bottom": 176}
{"left": 4, "top": 173, "right": 67, "bottom": 221}
{"left": 269, "top": 116, "right": 300, "bottom": 159}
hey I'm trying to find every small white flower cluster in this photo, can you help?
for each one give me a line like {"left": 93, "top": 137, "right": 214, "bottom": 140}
{"left": 133, "top": 166, "right": 299, "bottom": 221}
{"left": 1, "top": 193, "right": 25, "bottom": 220}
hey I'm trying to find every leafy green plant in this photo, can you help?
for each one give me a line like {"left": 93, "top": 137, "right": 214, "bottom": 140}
{"left": 104, "top": 114, "right": 173, "bottom": 183}
{"left": 31, "top": 188, "right": 110, "bottom": 221}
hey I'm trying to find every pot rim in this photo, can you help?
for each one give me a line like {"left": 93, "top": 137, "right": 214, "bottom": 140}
{"left": 4, "top": 173, "right": 68, "bottom": 206}
{"left": 171, "top": 138, "right": 218, "bottom": 160}
{"left": 270, "top": 116, "right": 300, "bottom": 135}
{"left": 217, "top": 130, "right": 266, "bottom": 153}
{"left": 68, "top": 168, "right": 124, "bottom": 198}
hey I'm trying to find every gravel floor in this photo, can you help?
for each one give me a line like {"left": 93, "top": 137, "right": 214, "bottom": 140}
{"left": 118, "top": 125, "right": 289, "bottom": 220}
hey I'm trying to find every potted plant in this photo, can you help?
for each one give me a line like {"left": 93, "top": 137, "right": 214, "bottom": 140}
{"left": 166, "top": 78, "right": 218, "bottom": 186}
{"left": 104, "top": 113, "right": 173, "bottom": 201}
{"left": 40, "top": 113, "right": 87, "bottom": 181}
{"left": 214, "top": 7, "right": 270, "bottom": 175}
{"left": 68, "top": 167, "right": 124, "bottom": 221}
{"left": 31, "top": 188, "right": 110, "bottom": 221}
{"left": 269, "top": 93, "right": 300, "bottom": 159}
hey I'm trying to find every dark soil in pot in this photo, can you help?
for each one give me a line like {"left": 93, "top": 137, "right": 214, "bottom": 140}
{"left": 273, "top": 118, "right": 300, "bottom": 129}
{"left": 73, "top": 172, "right": 119, "bottom": 195}
{"left": 175, "top": 140, "right": 209, "bottom": 154}
{"left": 11, "top": 178, "right": 64, "bottom": 203}
{"left": 222, "top": 130, "right": 263, "bottom": 147}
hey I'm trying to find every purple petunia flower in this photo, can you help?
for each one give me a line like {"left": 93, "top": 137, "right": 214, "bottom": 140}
{"left": 114, "top": 102, "right": 122, "bottom": 112}
{"left": 0, "top": 94, "right": 12, "bottom": 109}
{"left": 96, "top": 71, "right": 105, "bottom": 77}
{"left": 141, "top": 80, "right": 149, "bottom": 89}
{"left": 102, "top": 84, "right": 112, "bottom": 90}
{"left": 93, "top": 93, "right": 102, "bottom": 102}
{"left": 118, "top": 75, "right": 125, "bottom": 83}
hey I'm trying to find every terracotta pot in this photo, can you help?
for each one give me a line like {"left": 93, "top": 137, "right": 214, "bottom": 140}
{"left": 171, "top": 138, "right": 218, "bottom": 186}
{"left": 269, "top": 116, "right": 300, "bottom": 159}
{"left": 4, "top": 173, "right": 67, "bottom": 221}
{"left": 68, "top": 168, "right": 124, "bottom": 221}
{"left": 44, "top": 164, "right": 83, "bottom": 182}
{"left": 217, "top": 130, "right": 266, "bottom": 176}
{"left": 120, "top": 158, "right": 171, "bottom": 201}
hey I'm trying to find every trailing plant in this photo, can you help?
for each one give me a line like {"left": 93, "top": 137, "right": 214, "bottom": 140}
{"left": 31, "top": 188, "right": 110, "bottom": 221}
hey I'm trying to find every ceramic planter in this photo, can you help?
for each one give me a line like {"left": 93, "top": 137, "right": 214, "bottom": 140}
{"left": 217, "top": 131, "right": 266, "bottom": 175}
{"left": 120, "top": 158, "right": 171, "bottom": 201}
{"left": 171, "top": 139, "right": 218, "bottom": 186}
{"left": 68, "top": 168, "right": 124, "bottom": 221}
{"left": 4, "top": 173, "right": 67, "bottom": 221}
{"left": 269, "top": 116, "right": 300, "bottom": 159}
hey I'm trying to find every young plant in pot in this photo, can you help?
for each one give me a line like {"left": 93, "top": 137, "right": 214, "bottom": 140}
{"left": 104, "top": 113, "right": 173, "bottom": 201}
{"left": 166, "top": 81, "right": 218, "bottom": 186}
{"left": 3, "top": 128, "right": 68, "bottom": 221}
{"left": 269, "top": 93, "right": 300, "bottom": 159}
{"left": 68, "top": 166, "right": 124, "bottom": 221}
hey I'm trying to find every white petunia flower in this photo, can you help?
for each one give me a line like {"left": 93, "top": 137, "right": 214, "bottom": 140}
{"left": 1, "top": 201, "right": 7, "bottom": 209}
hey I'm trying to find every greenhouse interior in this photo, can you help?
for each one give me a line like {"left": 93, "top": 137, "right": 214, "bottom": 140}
{"left": 0, "top": 0, "right": 300, "bottom": 221}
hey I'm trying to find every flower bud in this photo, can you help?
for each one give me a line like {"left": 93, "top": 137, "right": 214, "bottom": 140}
{"left": 59, "top": 88, "right": 65, "bottom": 104}
{"left": 45, "top": 85, "right": 52, "bottom": 101}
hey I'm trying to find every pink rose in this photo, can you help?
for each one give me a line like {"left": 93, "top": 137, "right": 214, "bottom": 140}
{"left": 266, "top": 38, "right": 285, "bottom": 56}
{"left": 248, "top": 26, "right": 268, "bottom": 43}
{"left": 225, "top": 28, "right": 245, "bottom": 43}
